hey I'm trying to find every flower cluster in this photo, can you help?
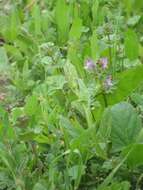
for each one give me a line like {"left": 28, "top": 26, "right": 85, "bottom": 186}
{"left": 98, "top": 57, "right": 108, "bottom": 69}
{"left": 84, "top": 57, "right": 113, "bottom": 90}
{"left": 84, "top": 59, "right": 95, "bottom": 70}
{"left": 84, "top": 57, "right": 108, "bottom": 71}
{"left": 104, "top": 75, "right": 113, "bottom": 89}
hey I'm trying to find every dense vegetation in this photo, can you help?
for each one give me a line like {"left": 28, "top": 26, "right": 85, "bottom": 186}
{"left": 1, "top": 0, "right": 143, "bottom": 189}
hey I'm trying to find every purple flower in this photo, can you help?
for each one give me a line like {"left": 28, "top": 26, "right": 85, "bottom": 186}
{"left": 98, "top": 57, "right": 108, "bottom": 69}
{"left": 84, "top": 59, "right": 95, "bottom": 71}
{"left": 104, "top": 76, "right": 113, "bottom": 88}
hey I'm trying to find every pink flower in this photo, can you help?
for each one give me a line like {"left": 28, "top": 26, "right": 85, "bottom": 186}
{"left": 84, "top": 59, "right": 95, "bottom": 70}
{"left": 104, "top": 76, "right": 113, "bottom": 88}
{"left": 98, "top": 57, "right": 108, "bottom": 69}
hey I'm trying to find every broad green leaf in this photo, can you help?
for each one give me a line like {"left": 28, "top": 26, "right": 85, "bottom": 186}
{"left": 98, "top": 108, "right": 112, "bottom": 143}
{"left": 70, "top": 127, "right": 107, "bottom": 159}
{"left": 125, "top": 29, "right": 139, "bottom": 60}
{"left": 67, "top": 42, "right": 84, "bottom": 77}
{"left": 55, "top": 0, "right": 70, "bottom": 44}
{"left": 4, "top": 44, "right": 23, "bottom": 61}
{"left": 19, "top": 131, "right": 37, "bottom": 141}
{"left": 19, "top": 131, "right": 52, "bottom": 144}
{"left": 0, "top": 107, "right": 15, "bottom": 140}
{"left": 60, "top": 116, "right": 106, "bottom": 159}
{"left": 80, "top": 1, "right": 91, "bottom": 26}
{"left": 64, "top": 60, "right": 78, "bottom": 91}
{"left": 102, "top": 102, "right": 142, "bottom": 152}
{"left": 68, "top": 165, "right": 85, "bottom": 180}
{"left": 122, "top": 144, "right": 143, "bottom": 168}
{"left": 60, "top": 116, "right": 84, "bottom": 139}
{"left": 15, "top": 33, "right": 37, "bottom": 56}
{"left": 9, "top": 8, "right": 20, "bottom": 41}
{"left": 92, "top": 0, "right": 99, "bottom": 26}
{"left": 107, "top": 65, "right": 143, "bottom": 105}
{"left": 131, "top": 93, "right": 143, "bottom": 106}
{"left": 32, "top": 4, "right": 41, "bottom": 36}
{"left": 90, "top": 30, "right": 99, "bottom": 60}
{"left": 76, "top": 79, "right": 89, "bottom": 102}
{"left": 46, "top": 75, "right": 66, "bottom": 95}
{"left": 11, "top": 107, "right": 23, "bottom": 123}
{"left": 24, "top": 95, "right": 40, "bottom": 116}
{"left": 69, "top": 17, "right": 82, "bottom": 40}
{"left": 33, "top": 183, "right": 47, "bottom": 190}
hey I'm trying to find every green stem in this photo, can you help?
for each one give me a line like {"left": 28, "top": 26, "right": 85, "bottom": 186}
{"left": 102, "top": 92, "right": 108, "bottom": 107}
{"left": 108, "top": 34, "right": 112, "bottom": 70}
{"left": 136, "top": 173, "right": 143, "bottom": 189}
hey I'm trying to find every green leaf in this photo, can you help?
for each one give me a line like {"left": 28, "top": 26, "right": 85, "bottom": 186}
{"left": 122, "top": 144, "right": 143, "bottom": 168}
{"left": 55, "top": 0, "right": 70, "bottom": 44}
{"left": 99, "top": 181, "right": 130, "bottom": 190}
{"left": 123, "top": 0, "right": 134, "bottom": 15}
{"left": 46, "top": 75, "right": 66, "bottom": 95}
{"left": 60, "top": 116, "right": 84, "bottom": 139}
{"left": 98, "top": 152, "right": 130, "bottom": 190}
{"left": 9, "top": 8, "right": 20, "bottom": 41}
{"left": 0, "top": 107, "right": 15, "bottom": 140}
{"left": 32, "top": 4, "right": 41, "bottom": 36}
{"left": 70, "top": 126, "right": 107, "bottom": 159}
{"left": 125, "top": 29, "right": 139, "bottom": 60}
{"left": 0, "top": 47, "right": 9, "bottom": 71}
{"left": 107, "top": 65, "right": 143, "bottom": 105}
{"left": 90, "top": 30, "right": 99, "bottom": 60}
{"left": 24, "top": 95, "right": 40, "bottom": 116}
{"left": 133, "top": 0, "right": 143, "bottom": 11}
{"left": 68, "top": 165, "right": 85, "bottom": 180}
{"left": 60, "top": 116, "right": 105, "bottom": 159}
{"left": 102, "top": 102, "right": 142, "bottom": 152}
{"left": 130, "top": 93, "right": 143, "bottom": 106}
{"left": 127, "top": 15, "right": 141, "bottom": 26}
{"left": 69, "top": 17, "right": 82, "bottom": 40}
{"left": 92, "top": 0, "right": 99, "bottom": 26}
{"left": 19, "top": 131, "right": 37, "bottom": 141}
{"left": 19, "top": 130, "right": 52, "bottom": 144}
{"left": 64, "top": 60, "right": 78, "bottom": 91}
{"left": 4, "top": 44, "right": 23, "bottom": 61}
{"left": 33, "top": 183, "right": 47, "bottom": 190}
